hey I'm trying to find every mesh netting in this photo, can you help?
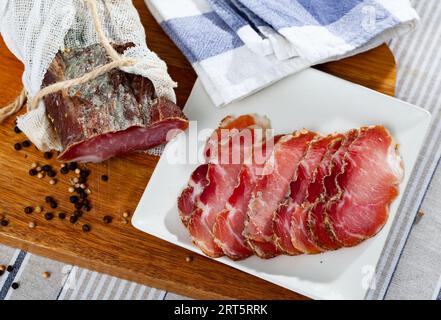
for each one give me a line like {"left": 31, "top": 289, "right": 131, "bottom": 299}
{"left": 0, "top": 0, "right": 176, "bottom": 155}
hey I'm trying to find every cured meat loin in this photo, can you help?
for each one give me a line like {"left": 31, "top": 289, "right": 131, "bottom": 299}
{"left": 273, "top": 134, "right": 342, "bottom": 255}
{"left": 42, "top": 43, "right": 188, "bottom": 163}
{"left": 178, "top": 115, "right": 270, "bottom": 226}
{"left": 245, "top": 131, "right": 317, "bottom": 258}
{"left": 213, "top": 136, "right": 281, "bottom": 260}
{"left": 187, "top": 115, "right": 271, "bottom": 257}
{"left": 325, "top": 126, "right": 403, "bottom": 247}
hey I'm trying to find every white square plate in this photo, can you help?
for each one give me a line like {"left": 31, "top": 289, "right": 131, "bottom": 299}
{"left": 132, "top": 68, "right": 431, "bottom": 300}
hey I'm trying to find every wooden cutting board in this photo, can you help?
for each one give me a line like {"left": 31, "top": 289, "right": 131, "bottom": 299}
{"left": 0, "top": 0, "right": 396, "bottom": 300}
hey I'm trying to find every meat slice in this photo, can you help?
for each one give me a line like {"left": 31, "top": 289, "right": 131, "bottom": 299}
{"left": 188, "top": 164, "right": 240, "bottom": 257}
{"left": 287, "top": 136, "right": 344, "bottom": 253}
{"left": 289, "top": 135, "right": 338, "bottom": 204}
{"left": 188, "top": 116, "right": 271, "bottom": 257}
{"left": 325, "top": 126, "right": 403, "bottom": 247}
{"left": 213, "top": 136, "right": 281, "bottom": 260}
{"left": 273, "top": 134, "right": 341, "bottom": 254}
{"left": 42, "top": 43, "right": 188, "bottom": 163}
{"left": 178, "top": 114, "right": 269, "bottom": 227}
{"left": 204, "top": 114, "right": 270, "bottom": 162}
{"left": 244, "top": 131, "right": 317, "bottom": 258}
{"left": 304, "top": 129, "right": 359, "bottom": 251}
{"left": 57, "top": 98, "right": 188, "bottom": 162}
{"left": 178, "top": 164, "right": 209, "bottom": 226}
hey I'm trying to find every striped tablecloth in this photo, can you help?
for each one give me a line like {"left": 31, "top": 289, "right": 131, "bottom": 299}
{"left": 1, "top": 0, "right": 441, "bottom": 300}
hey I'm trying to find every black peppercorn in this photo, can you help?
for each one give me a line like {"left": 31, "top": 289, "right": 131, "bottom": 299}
{"left": 82, "top": 224, "right": 91, "bottom": 232}
{"left": 68, "top": 162, "right": 78, "bottom": 171}
{"left": 6, "top": 265, "right": 13, "bottom": 272}
{"left": 69, "top": 196, "right": 79, "bottom": 204}
{"left": 78, "top": 177, "right": 87, "bottom": 184}
{"left": 73, "top": 210, "right": 82, "bottom": 218}
{"left": 74, "top": 202, "right": 83, "bottom": 210}
{"left": 14, "top": 143, "right": 22, "bottom": 151}
{"left": 24, "top": 207, "right": 33, "bottom": 214}
{"left": 101, "top": 175, "right": 109, "bottom": 182}
{"left": 43, "top": 152, "right": 53, "bottom": 159}
{"left": 42, "top": 165, "right": 51, "bottom": 172}
{"left": 47, "top": 170, "right": 56, "bottom": 178}
{"left": 58, "top": 212, "right": 66, "bottom": 220}
{"left": 60, "top": 166, "right": 69, "bottom": 174}
{"left": 0, "top": 220, "right": 8, "bottom": 227}
{"left": 78, "top": 189, "right": 87, "bottom": 199}
{"left": 84, "top": 205, "right": 91, "bottom": 212}
{"left": 29, "top": 169, "right": 37, "bottom": 176}
{"left": 14, "top": 126, "right": 21, "bottom": 134}
{"left": 44, "top": 212, "right": 54, "bottom": 220}
{"left": 80, "top": 169, "right": 90, "bottom": 178}
{"left": 49, "top": 201, "right": 58, "bottom": 209}
{"left": 11, "top": 282, "right": 19, "bottom": 290}
{"left": 103, "top": 216, "right": 112, "bottom": 224}
{"left": 69, "top": 215, "right": 78, "bottom": 224}
{"left": 45, "top": 196, "right": 54, "bottom": 203}
{"left": 22, "top": 140, "right": 31, "bottom": 148}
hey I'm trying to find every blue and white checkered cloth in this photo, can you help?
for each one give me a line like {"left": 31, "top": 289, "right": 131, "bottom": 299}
{"left": 146, "top": 0, "right": 418, "bottom": 107}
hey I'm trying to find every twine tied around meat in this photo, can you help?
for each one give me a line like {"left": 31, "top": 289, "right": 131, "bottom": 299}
{"left": 0, "top": 0, "right": 137, "bottom": 124}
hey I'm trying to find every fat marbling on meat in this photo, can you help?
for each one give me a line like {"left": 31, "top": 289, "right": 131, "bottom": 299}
{"left": 213, "top": 135, "right": 282, "bottom": 260}
{"left": 325, "top": 126, "right": 403, "bottom": 247}
{"left": 186, "top": 115, "right": 271, "bottom": 257}
{"left": 273, "top": 134, "right": 342, "bottom": 255}
{"left": 177, "top": 114, "right": 404, "bottom": 261}
{"left": 244, "top": 131, "right": 317, "bottom": 258}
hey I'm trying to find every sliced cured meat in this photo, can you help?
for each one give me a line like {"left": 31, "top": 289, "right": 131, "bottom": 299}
{"left": 305, "top": 129, "right": 359, "bottom": 251}
{"left": 177, "top": 164, "right": 209, "bottom": 226}
{"left": 204, "top": 114, "right": 270, "bottom": 162}
{"left": 289, "top": 135, "right": 337, "bottom": 205}
{"left": 245, "top": 131, "right": 317, "bottom": 258}
{"left": 323, "top": 130, "right": 360, "bottom": 201}
{"left": 188, "top": 118, "right": 270, "bottom": 257}
{"left": 213, "top": 136, "right": 280, "bottom": 260}
{"left": 213, "top": 169, "right": 255, "bottom": 259}
{"left": 188, "top": 136, "right": 258, "bottom": 257}
{"left": 288, "top": 136, "right": 344, "bottom": 253}
{"left": 305, "top": 137, "right": 344, "bottom": 204}
{"left": 273, "top": 134, "right": 341, "bottom": 254}
{"left": 188, "top": 162, "right": 242, "bottom": 257}
{"left": 325, "top": 126, "right": 403, "bottom": 247}
{"left": 178, "top": 115, "right": 269, "bottom": 228}
{"left": 273, "top": 202, "right": 303, "bottom": 255}
{"left": 43, "top": 43, "right": 188, "bottom": 163}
